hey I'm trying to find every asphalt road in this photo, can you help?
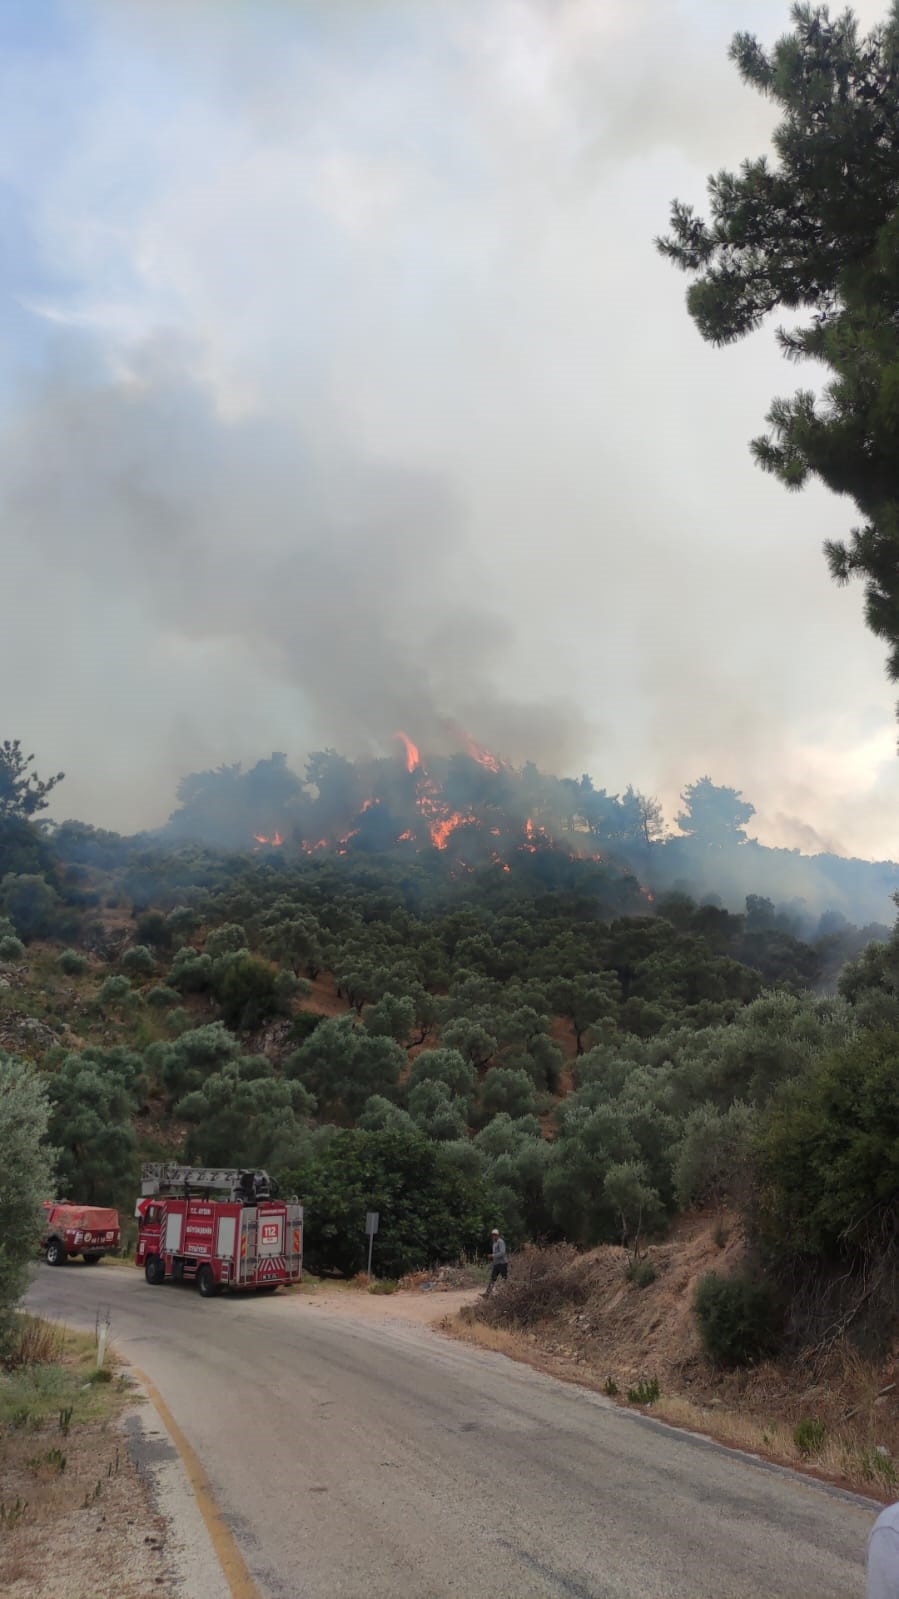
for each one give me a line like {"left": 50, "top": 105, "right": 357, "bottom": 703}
{"left": 26, "top": 1264, "right": 875, "bottom": 1599}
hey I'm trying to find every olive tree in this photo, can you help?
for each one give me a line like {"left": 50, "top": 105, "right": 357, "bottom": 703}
{"left": 0, "top": 1052, "right": 55, "bottom": 1352}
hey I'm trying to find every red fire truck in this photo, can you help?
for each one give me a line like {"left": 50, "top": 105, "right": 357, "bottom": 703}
{"left": 42, "top": 1202, "right": 121, "bottom": 1266}
{"left": 135, "top": 1164, "right": 303, "bottom": 1298}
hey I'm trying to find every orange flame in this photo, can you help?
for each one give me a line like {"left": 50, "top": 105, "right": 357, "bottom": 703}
{"left": 253, "top": 831, "right": 284, "bottom": 847}
{"left": 395, "top": 731, "right": 420, "bottom": 773}
{"left": 462, "top": 732, "right": 502, "bottom": 772}
{"left": 429, "top": 811, "right": 472, "bottom": 849}
{"left": 397, "top": 829, "right": 414, "bottom": 842}
{"left": 522, "top": 816, "right": 551, "bottom": 853}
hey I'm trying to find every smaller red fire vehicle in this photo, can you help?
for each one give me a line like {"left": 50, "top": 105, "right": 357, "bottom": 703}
{"left": 135, "top": 1164, "right": 303, "bottom": 1299}
{"left": 42, "top": 1202, "right": 121, "bottom": 1266}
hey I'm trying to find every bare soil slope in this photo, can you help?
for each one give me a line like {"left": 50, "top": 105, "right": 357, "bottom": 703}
{"left": 451, "top": 1218, "right": 899, "bottom": 1497}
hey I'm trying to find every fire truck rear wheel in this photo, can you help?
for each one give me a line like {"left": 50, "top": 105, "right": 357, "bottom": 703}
{"left": 196, "top": 1265, "right": 220, "bottom": 1298}
{"left": 45, "top": 1239, "right": 66, "bottom": 1266}
{"left": 144, "top": 1256, "right": 165, "bottom": 1285}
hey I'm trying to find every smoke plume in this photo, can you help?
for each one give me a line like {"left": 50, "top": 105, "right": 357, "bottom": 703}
{"left": 1, "top": 0, "right": 897, "bottom": 856}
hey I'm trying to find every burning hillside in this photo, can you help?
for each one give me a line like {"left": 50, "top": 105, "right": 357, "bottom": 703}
{"left": 166, "top": 735, "right": 648, "bottom": 874}
{"left": 156, "top": 744, "right": 899, "bottom": 928}
{"left": 264, "top": 733, "right": 600, "bottom": 869}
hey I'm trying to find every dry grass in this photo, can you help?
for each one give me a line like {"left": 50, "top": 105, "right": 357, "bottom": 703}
{"left": 0, "top": 1319, "right": 120, "bottom": 1431}
{"left": 399, "top": 1262, "right": 489, "bottom": 1291}
{"left": 474, "top": 1244, "right": 592, "bottom": 1328}
{"left": 4, "top": 1315, "right": 66, "bottom": 1369}
{"left": 296, "top": 971, "right": 353, "bottom": 1019}
{"left": 450, "top": 1316, "right": 534, "bottom": 1361}
{"left": 451, "top": 1312, "right": 897, "bottom": 1495}
{"left": 0, "top": 1316, "right": 176, "bottom": 1599}
{"left": 648, "top": 1390, "right": 898, "bottom": 1494}
{"left": 447, "top": 1227, "right": 899, "bottom": 1500}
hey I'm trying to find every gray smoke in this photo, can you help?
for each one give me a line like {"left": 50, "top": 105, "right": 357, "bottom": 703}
{"left": 3, "top": 334, "right": 591, "bottom": 820}
{"left": 1, "top": 0, "right": 897, "bottom": 853}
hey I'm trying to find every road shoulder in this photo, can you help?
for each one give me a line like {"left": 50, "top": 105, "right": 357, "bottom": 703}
{"left": 0, "top": 1325, "right": 178, "bottom": 1599}
{"left": 126, "top": 1365, "right": 255, "bottom": 1599}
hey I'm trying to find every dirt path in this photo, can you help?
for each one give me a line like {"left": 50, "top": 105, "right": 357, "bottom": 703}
{"left": 303, "top": 1281, "right": 482, "bottom": 1326}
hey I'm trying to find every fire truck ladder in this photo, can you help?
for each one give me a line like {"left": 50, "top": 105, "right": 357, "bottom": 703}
{"left": 140, "top": 1164, "right": 272, "bottom": 1203}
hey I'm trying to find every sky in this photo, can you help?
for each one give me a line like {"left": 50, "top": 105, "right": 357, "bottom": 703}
{"left": 2, "top": 0, "right": 897, "bottom": 860}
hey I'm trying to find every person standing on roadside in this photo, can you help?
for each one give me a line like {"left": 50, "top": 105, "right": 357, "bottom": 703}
{"left": 868, "top": 1502, "right": 899, "bottom": 1598}
{"left": 484, "top": 1228, "right": 508, "bottom": 1297}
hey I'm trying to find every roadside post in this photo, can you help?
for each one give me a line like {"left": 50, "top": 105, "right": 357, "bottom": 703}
{"left": 365, "top": 1211, "right": 379, "bottom": 1279}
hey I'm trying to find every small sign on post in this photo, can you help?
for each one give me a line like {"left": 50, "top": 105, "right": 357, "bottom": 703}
{"left": 365, "top": 1211, "right": 379, "bottom": 1279}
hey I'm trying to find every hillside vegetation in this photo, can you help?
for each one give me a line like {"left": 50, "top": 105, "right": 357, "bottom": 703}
{"left": 3, "top": 743, "right": 899, "bottom": 1381}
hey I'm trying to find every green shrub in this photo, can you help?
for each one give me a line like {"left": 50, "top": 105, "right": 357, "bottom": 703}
{"left": 287, "top": 1012, "right": 326, "bottom": 1046}
{"left": 0, "top": 1060, "right": 55, "bottom": 1357}
{"left": 369, "top": 1280, "right": 399, "bottom": 1295}
{"left": 286, "top": 1016, "right": 404, "bottom": 1122}
{"left": 692, "top": 1273, "right": 780, "bottom": 1368}
{"left": 96, "top": 975, "right": 132, "bottom": 1006}
{"left": 479, "top": 1066, "right": 536, "bottom": 1122}
{"left": 0, "top": 1496, "right": 28, "bottom": 1527}
{"left": 626, "top": 1376, "right": 660, "bottom": 1405}
{"left": 146, "top": 985, "right": 179, "bottom": 1010}
{"left": 26, "top": 1446, "right": 66, "bottom": 1476}
{"left": 165, "top": 1008, "right": 194, "bottom": 1036}
{"left": 625, "top": 1258, "right": 657, "bottom": 1289}
{"left": 121, "top": 944, "right": 155, "bottom": 977}
{"left": 168, "top": 946, "right": 214, "bottom": 994}
{"left": 273, "top": 969, "right": 300, "bottom": 1004}
{"left": 856, "top": 1447, "right": 898, "bottom": 1490}
{"left": 134, "top": 911, "right": 173, "bottom": 951}
{"left": 603, "top": 1376, "right": 619, "bottom": 1396}
{"left": 673, "top": 1101, "right": 757, "bottom": 1210}
{"left": 167, "top": 907, "right": 200, "bottom": 941}
{"left": 58, "top": 949, "right": 87, "bottom": 977}
{"left": 212, "top": 951, "right": 285, "bottom": 1031}
{"left": 205, "top": 923, "right": 248, "bottom": 960}
{"left": 292, "top": 1127, "right": 494, "bottom": 1279}
{"left": 793, "top": 1417, "right": 826, "bottom": 1457}
{"left": 0, "top": 873, "right": 61, "bottom": 940}
{"left": 0, "top": 935, "right": 26, "bottom": 962}
{"left": 756, "top": 1031, "right": 899, "bottom": 1266}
